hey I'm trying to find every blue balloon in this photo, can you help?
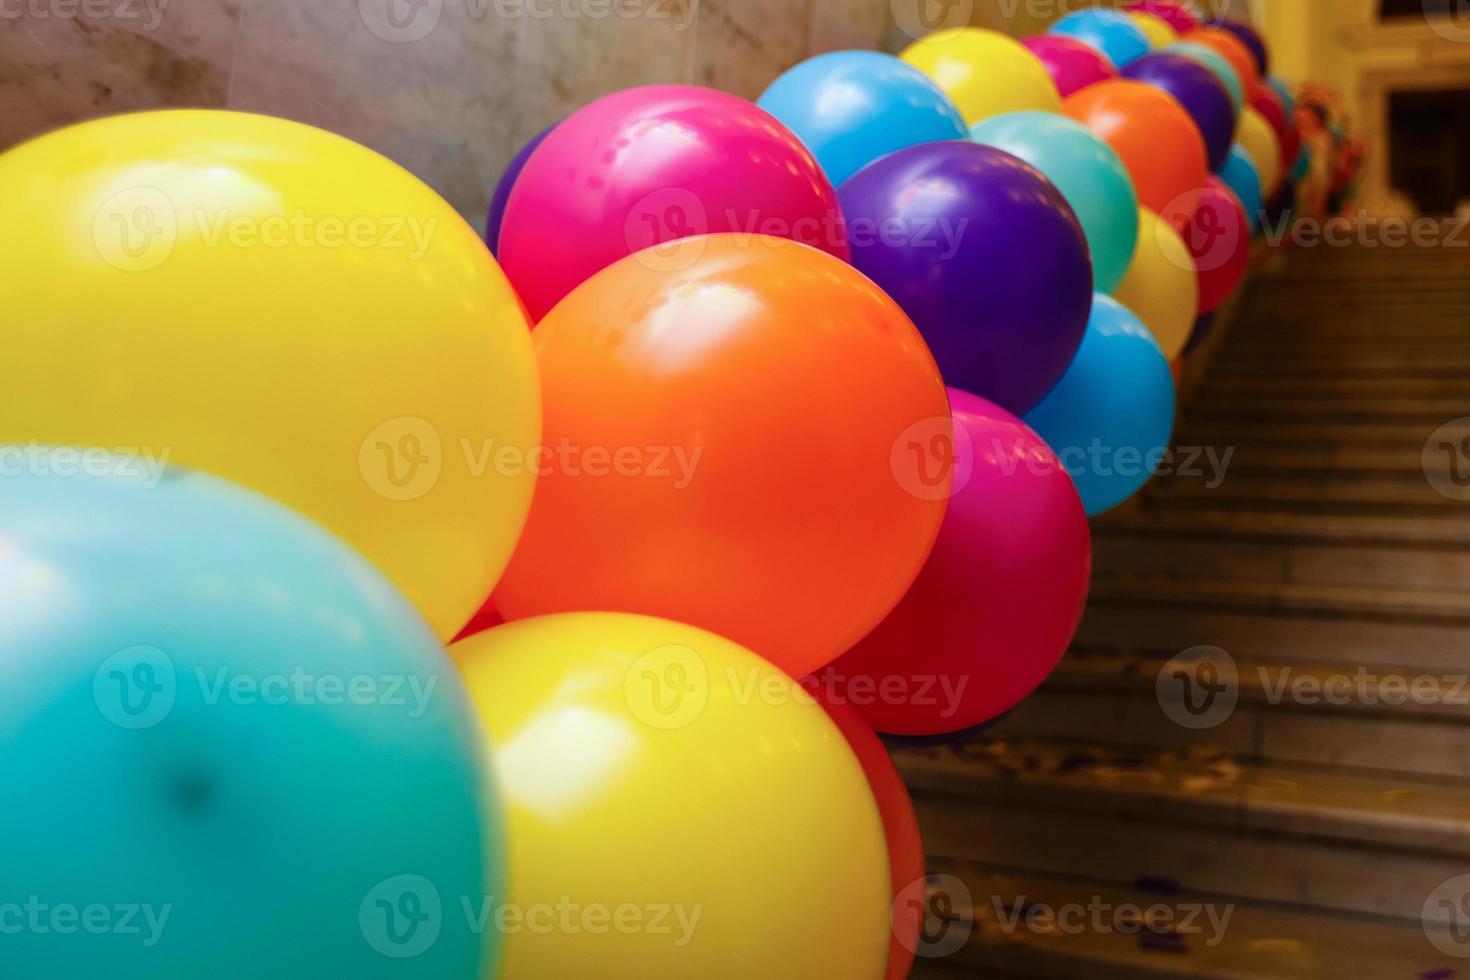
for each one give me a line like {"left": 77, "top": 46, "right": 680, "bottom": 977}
{"left": 1024, "top": 294, "right": 1176, "bottom": 516}
{"left": 970, "top": 111, "right": 1139, "bottom": 294}
{"left": 1050, "top": 10, "right": 1151, "bottom": 69}
{"left": 0, "top": 457, "right": 502, "bottom": 980}
{"left": 1220, "top": 143, "right": 1265, "bottom": 231}
{"left": 758, "top": 50, "right": 967, "bottom": 187}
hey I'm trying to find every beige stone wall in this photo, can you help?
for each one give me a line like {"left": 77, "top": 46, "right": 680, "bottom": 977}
{"left": 0, "top": 0, "right": 895, "bottom": 230}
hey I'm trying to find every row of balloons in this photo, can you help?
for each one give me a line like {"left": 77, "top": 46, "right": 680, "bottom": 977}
{"left": 0, "top": 5, "right": 1321, "bottom": 980}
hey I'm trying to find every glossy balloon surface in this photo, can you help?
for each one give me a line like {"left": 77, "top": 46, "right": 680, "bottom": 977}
{"left": 839, "top": 140, "right": 1093, "bottom": 415}
{"left": 493, "top": 235, "right": 952, "bottom": 677}
{"left": 1122, "top": 52, "right": 1237, "bottom": 172}
{"left": 0, "top": 109, "right": 540, "bottom": 641}
{"left": 1021, "top": 34, "right": 1118, "bottom": 98}
{"left": 453, "top": 612, "right": 892, "bottom": 980}
{"left": 901, "top": 28, "right": 1063, "bottom": 125}
{"left": 0, "top": 461, "right": 502, "bottom": 980}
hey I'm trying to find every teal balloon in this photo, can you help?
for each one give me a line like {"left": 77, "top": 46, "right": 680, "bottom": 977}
{"left": 1221, "top": 142, "right": 1265, "bottom": 231}
{"left": 757, "top": 50, "right": 967, "bottom": 187}
{"left": 1024, "top": 295, "right": 1176, "bottom": 516}
{"left": 1292, "top": 144, "right": 1311, "bottom": 182}
{"left": 0, "top": 457, "right": 502, "bottom": 980}
{"left": 971, "top": 111, "right": 1139, "bottom": 293}
{"left": 1167, "top": 41, "right": 1244, "bottom": 113}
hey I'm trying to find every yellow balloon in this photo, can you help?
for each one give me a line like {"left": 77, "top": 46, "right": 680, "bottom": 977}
{"left": 901, "top": 28, "right": 1062, "bottom": 125}
{"left": 1238, "top": 106, "right": 1283, "bottom": 198}
{"left": 0, "top": 110, "right": 539, "bottom": 640}
{"left": 1128, "top": 11, "right": 1180, "bottom": 49}
{"left": 1112, "top": 207, "right": 1198, "bottom": 360}
{"left": 453, "top": 612, "right": 892, "bottom": 979}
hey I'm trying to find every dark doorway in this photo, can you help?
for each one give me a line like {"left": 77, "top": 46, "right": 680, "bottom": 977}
{"left": 1388, "top": 88, "right": 1470, "bottom": 215}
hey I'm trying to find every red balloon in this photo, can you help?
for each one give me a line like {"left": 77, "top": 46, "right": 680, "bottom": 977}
{"left": 499, "top": 85, "right": 848, "bottom": 321}
{"left": 1251, "top": 85, "right": 1300, "bottom": 177}
{"left": 814, "top": 695, "right": 925, "bottom": 980}
{"left": 1183, "top": 176, "right": 1251, "bottom": 315}
{"left": 822, "top": 388, "right": 1091, "bottom": 736}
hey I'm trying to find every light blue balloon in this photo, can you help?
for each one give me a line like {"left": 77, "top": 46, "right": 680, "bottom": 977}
{"left": 0, "top": 456, "right": 502, "bottom": 980}
{"left": 1167, "top": 41, "right": 1244, "bottom": 113}
{"left": 1024, "top": 295, "right": 1176, "bottom": 516}
{"left": 1292, "top": 144, "right": 1311, "bottom": 182}
{"left": 1050, "top": 9, "right": 1151, "bottom": 69}
{"left": 757, "top": 50, "right": 967, "bottom": 187}
{"left": 1220, "top": 142, "right": 1265, "bottom": 231}
{"left": 971, "top": 111, "right": 1139, "bottom": 294}
{"left": 1268, "top": 75, "right": 1296, "bottom": 117}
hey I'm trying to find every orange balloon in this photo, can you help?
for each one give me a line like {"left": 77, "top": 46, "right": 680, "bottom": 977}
{"left": 1182, "top": 27, "right": 1260, "bottom": 102}
{"left": 493, "top": 235, "right": 952, "bottom": 677}
{"left": 817, "top": 695, "right": 925, "bottom": 980}
{"left": 1064, "top": 80, "right": 1208, "bottom": 219}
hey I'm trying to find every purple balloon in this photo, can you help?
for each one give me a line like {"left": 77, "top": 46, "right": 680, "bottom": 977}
{"left": 1212, "top": 18, "right": 1268, "bottom": 76}
{"left": 1123, "top": 53, "right": 1237, "bottom": 172}
{"left": 484, "top": 123, "right": 556, "bottom": 256}
{"left": 1021, "top": 34, "right": 1117, "bottom": 98}
{"left": 838, "top": 142, "right": 1092, "bottom": 416}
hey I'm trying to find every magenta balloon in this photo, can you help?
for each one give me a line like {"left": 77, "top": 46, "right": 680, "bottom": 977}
{"left": 1022, "top": 34, "right": 1118, "bottom": 98}
{"left": 1123, "top": 0, "right": 1201, "bottom": 35}
{"left": 498, "top": 85, "right": 848, "bottom": 321}
{"left": 826, "top": 388, "right": 1092, "bottom": 736}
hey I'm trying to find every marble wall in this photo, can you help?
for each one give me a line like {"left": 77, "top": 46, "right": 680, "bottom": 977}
{"left": 0, "top": 0, "right": 902, "bottom": 229}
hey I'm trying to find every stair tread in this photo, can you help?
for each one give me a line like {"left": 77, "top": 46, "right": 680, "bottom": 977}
{"left": 895, "top": 737, "right": 1470, "bottom": 856}
{"left": 1089, "top": 574, "right": 1470, "bottom": 621}
{"left": 1095, "top": 508, "right": 1470, "bottom": 545}
{"left": 913, "top": 861, "right": 1465, "bottom": 979}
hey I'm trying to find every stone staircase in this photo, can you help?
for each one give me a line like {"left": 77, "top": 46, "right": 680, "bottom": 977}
{"left": 902, "top": 230, "right": 1470, "bottom": 978}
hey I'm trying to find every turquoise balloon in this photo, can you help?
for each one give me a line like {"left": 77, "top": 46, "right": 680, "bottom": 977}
{"left": 1050, "top": 9, "right": 1151, "bottom": 68}
{"left": 971, "top": 111, "right": 1139, "bottom": 293}
{"left": 757, "top": 50, "right": 967, "bottom": 187}
{"left": 1024, "top": 295, "right": 1176, "bottom": 516}
{"left": 1167, "top": 41, "right": 1244, "bottom": 113}
{"left": 1221, "top": 142, "right": 1265, "bottom": 231}
{"left": 0, "top": 457, "right": 502, "bottom": 980}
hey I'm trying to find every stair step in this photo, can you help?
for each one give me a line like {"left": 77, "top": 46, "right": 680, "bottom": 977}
{"left": 1174, "top": 419, "right": 1458, "bottom": 448}
{"left": 906, "top": 861, "right": 1466, "bottom": 979}
{"left": 899, "top": 739, "right": 1470, "bottom": 921}
{"left": 1075, "top": 578, "right": 1470, "bottom": 673}
{"left": 1093, "top": 513, "right": 1470, "bottom": 590}
{"left": 1002, "top": 649, "right": 1470, "bottom": 779}
{"left": 1145, "top": 476, "right": 1456, "bottom": 511}
{"left": 1186, "top": 397, "right": 1468, "bottom": 422}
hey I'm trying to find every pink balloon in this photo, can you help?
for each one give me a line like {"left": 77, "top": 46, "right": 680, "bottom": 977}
{"left": 820, "top": 388, "right": 1091, "bottom": 736}
{"left": 499, "top": 85, "right": 849, "bottom": 321}
{"left": 1021, "top": 35, "right": 1118, "bottom": 98}
{"left": 1184, "top": 175, "right": 1251, "bottom": 315}
{"left": 1123, "top": 0, "right": 1201, "bottom": 35}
